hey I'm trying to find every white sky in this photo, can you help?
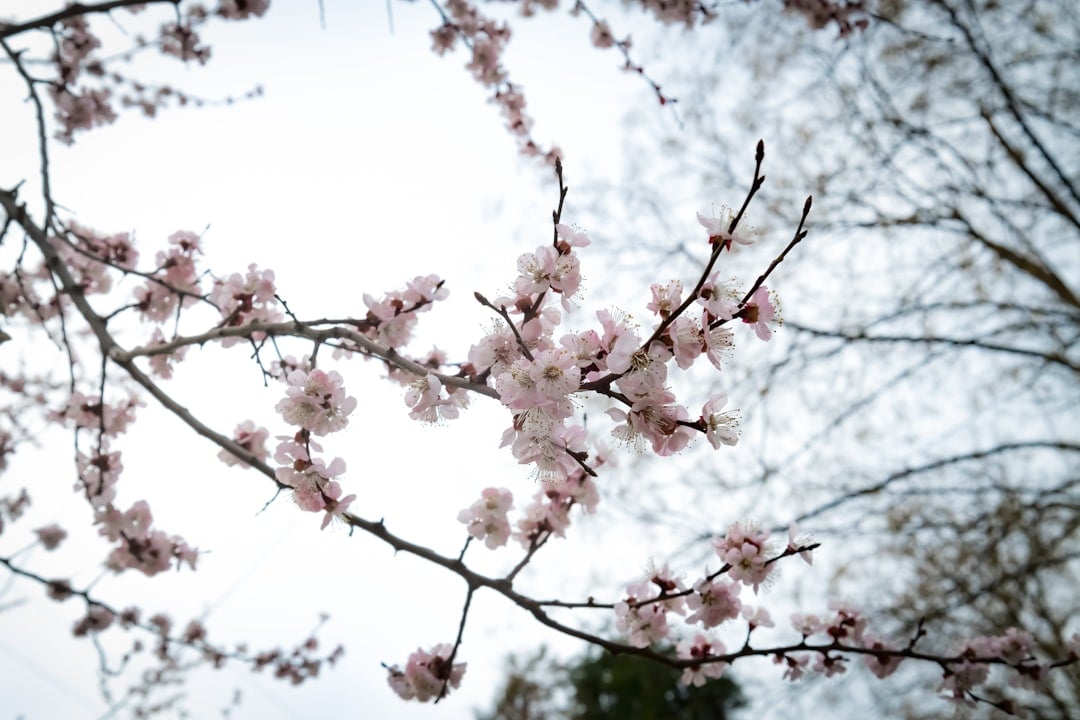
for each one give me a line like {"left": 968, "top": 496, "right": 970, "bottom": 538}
{"left": 0, "top": 2, "right": 748, "bottom": 719}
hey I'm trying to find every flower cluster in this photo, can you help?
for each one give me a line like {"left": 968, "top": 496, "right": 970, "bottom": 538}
{"left": 272, "top": 366, "right": 356, "bottom": 527}
{"left": 614, "top": 563, "right": 687, "bottom": 648}
{"left": 357, "top": 274, "right": 448, "bottom": 350}
{"left": 783, "top": 0, "right": 870, "bottom": 38}
{"left": 51, "top": 392, "right": 140, "bottom": 436}
{"left": 429, "top": 0, "right": 560, "bottom": 163}
{"left": 713, "top": 521, "right": 775, "bottom": 592}
{"left": 135, "top": 231, "right": 205, "bottom": 322}
{"left": 511, "top": 452, "right": 602, "bottom": 547}
{"left": 96, "top": 500, "right": 199, "bottom": 576}
{"left": 218, "top": 420, "right": 271, "bottom": 467}
{"left": 405, "top": 373, "right": 468, "bottom": 423}
{"left": 274, "top": 439, "right": 355, "bottom": 529}
{"left": 386, "top": 644, "right": 467, "bottom": 701}
{"left": 41, "top": 3, "right": 268, "bottom": 144}
{"left": 276, "top": 368, "right": 356, "bottom": 437}
{"left": 678, "top": 634, "right": 729, "bottom": 687}
{"left": 937, "top": 629, "right": 1047, "bottom": 702}
{"left": 457, "top": 487, "right": 514, "bottom": 549}
{"left": 209, "top": 264, "right": 283, "bottom": 345}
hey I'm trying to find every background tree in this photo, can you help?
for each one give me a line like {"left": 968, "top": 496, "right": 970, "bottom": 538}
{"left": 478, "top": 645, "right": 744, "bottom": 720}
{"left": 574, "top": 0, "right": 1079, "bottom": 716}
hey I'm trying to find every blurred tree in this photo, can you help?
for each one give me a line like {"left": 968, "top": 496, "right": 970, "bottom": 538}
{"left": 574, "top": 0, "right": 1078, "bottom": 717}
{"left": 478, "top": 646, "right": 744, "bottom": 720}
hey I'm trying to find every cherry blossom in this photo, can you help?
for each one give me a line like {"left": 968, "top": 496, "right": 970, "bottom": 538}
{"left": 740, "top": 285, "right": 778, "bottom": 341}
{"left": 34, "top": 524, "right": 68, "bottom": 551}
{"left": 218, "top": 420, "right": 271, "bottom": 468}
{"left": 614, "top": 564, "right": 687, "bottom": 648}
{"left": 697, "top": 208, "right": 755, "bottom": 250}
{"left": 276, "top": 368, "right": 357, "bottom": 435}
{"left": 713, "top": 521, "right": 773, "bottom": 592}
{"left": 386, "top": 644, "right": 467, "bottom": 702}
{"left": 862, "top": 633, "right": 904, "bottom": 679}
{"left": 405, "top": 373, "right": 468, "bottom": 423}
{"left": 686, "top": 577, "right": 742, "bottom": 628}
{"left": 677, "top": 634, "right": 729, "bottom": 687}
{"left": 701, "top": 394, "right": 739, "bottom": 449}
{"left": 457, "top": 487, "right": 514, "bottom": 549}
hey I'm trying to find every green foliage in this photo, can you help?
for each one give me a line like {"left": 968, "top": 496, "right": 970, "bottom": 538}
{"left": 478, "top": 646, "right": 744, "bottom": 720}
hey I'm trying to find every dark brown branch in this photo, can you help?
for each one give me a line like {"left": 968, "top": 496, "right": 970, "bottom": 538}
{"left": 0, "top": 0, "right": 180, "bottom": 39}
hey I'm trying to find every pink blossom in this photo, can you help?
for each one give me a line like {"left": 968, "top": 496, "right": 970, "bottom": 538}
{"left": 615, "top": 587, "right": 672, "bottom": 648}
{"left": 701, "top": 394, "right": 739, "bottom": 449}
{"left": 686, "top": 578, "right": 742, "bottom": 628}
{"left": 95, "top": 500, "right": 198, "bottom": 575}
{"left": 812, "top": 654, "right": 848, "bottom": 677}
{"left": 405, "top": 373, "right": 467, "bottom": 423}
{"left": 430, "top": 23, "right": 457, "bottom": 54}
{"left": 559, "top": 329, "right": 602, "bottom": 370}
{"left": 670, "top": 316, "right": 702, "bottom": 370}
{"left": 320, "top": 486, "right": 355, "bottom": 530}
{"left": 697, "top": 275, "right": 741, "bottom": 322}
{"left": 614, "top": 565, "right": 687, "bottom": 647}
{"left": 386, "top": 644, "right": 466, "bottom": 702}
{"left": 741, "top": 605, "right": 774, "bottom": 629}
{"left": 514, "top": 244, "right": 583, "bottom": 299}
{"left": 646, "top": 280, "right": 683, "bottom": 318}
{"left": 34, "top": 524, "right": 68, "bottom": 551}
{"left": 697, "top": 208, "right": 755, "bottom": 250}
{"left": 741, "top": 286, "right": 777, "bottom": 341}
{"left": 146, "top": 327, "right": 187, "bottom": 379}
{"left": 73, "top": 605, "right": 115, "bottom": 636}
{"left": 611, "top": 343, "right": 671, "bottom": 398}
{"left": 526, "top": 348, "right": 581, "bottom": 400}
{"left": 505, "top": 417, "right": 584, "bottom": 481}
{"left": 273, "top": 440, "right": 351, "bottom": 528}
{"left": 495, "top": 361, "right": 544, "bottom": 411}
{"left": 219, "top": 420, "right": 270, "bottom": 467}
{"left": 276, "top": 368, "right": 356, "bottom": 435}
{"left": 513, "top": 489, "right": 573, "bottom": 546}
{"left": 160, "top": 23, "right": 210, "bottom": 64}
{"left": 210, "top": 264, "right": 283, "bottom": 344}
{"left": 55, "top": 392, "right": 139, "bottom": 436}
{"left": 217, "top": 0, "right": 270, "bottom": 20}
{"left": 457, "top": 487, "right": 514, "bottom": 549}
{"left": 776, "top": 652, "right": 812, "bottom": 681}
{"left": 787, "top": 522, "right": 814, "bottom": 565}
{"left": 555, "top": 223, "right": 590, "bottom": 248}
{"left": 403, "top": 273, "right": 449, "bottom": 305}
{"left": 938, "top": 659, "right": 990, "bottom": 701}
{"left": 50, "top": 86, "right": 116, "bottom": 143}
{"left": 825, "top": 600, "right": 867, "bottom": 643}
{"left": 469, "top": 322, "right": 522, "bottom": 378}
{"left": 677, "top": 634, "right": 728, "bottom": 687}
{"left": 597, "top": 309, "right": 642, "bottom": 374}
{"left": 76, "top": 448, "right": 122, "bottom": 508}
{"left": 590, "top": 20, "right": 616, "bottom": 48}
{"left": 702, "top": 323, "right": 734, "bottom": 370}
{"left": 862, "top": 633, "right": 904, "bottom": 679}
{"left": 134, "top": 231, "right": 203, "bottom": 321}
{"left": 607, "top": 388, "right": 692, "bottom": 456}
{"left": 713, "top": 521, "right": 772, "bottom": 593}
{"left": 996, "top": 627, "right": 1035, "bottom": 665}
{"left": 791, "top": 612, "right": 825, "bottom": 637}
